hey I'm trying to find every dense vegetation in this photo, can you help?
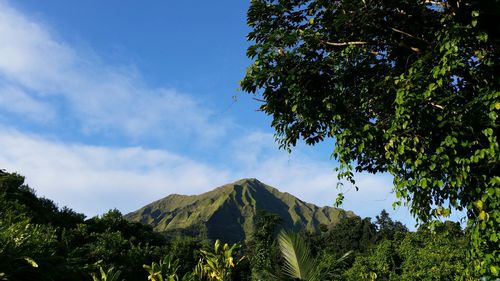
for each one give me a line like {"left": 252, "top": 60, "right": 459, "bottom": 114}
{"left": 1, "top": 170, "right": 472, "bottom": 280}
{"left": 241, "top": 0, "right": 499, "bottom": 277}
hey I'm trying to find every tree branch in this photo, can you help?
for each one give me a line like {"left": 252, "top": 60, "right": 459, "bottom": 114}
{"left": 391, "top": 28, "right": 429, "bottom": 44}
{"left": 429, "top": 101, "right": 445, "bottom": 110}
{"left": 252, "top": 97, "right": 266, "bottom": 103}
{"left": 322, "top": 40, "right": 369, "bottom": 47}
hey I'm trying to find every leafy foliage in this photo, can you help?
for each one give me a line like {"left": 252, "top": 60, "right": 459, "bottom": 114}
{"left": 91, "top": 266, "right": 123, "bottom": 281}
{"left": 0, "top": 170, "right": 165, "bottom": 280}
{"left": 246, "top": 210, "right": 282, "bottom": 279}
{"left": 345, "top": 221, "right": 468, "bottom": 281}
{"left": 0, "top": 170, "right": 473, "bottom": 280}
{"left": 0, "top": 212, "right": 57, "bottom": 280}
{"left": 197, "top": 240, "right": 244, "bottom": 281}
{"left": 374, "top": 210, "right": 408, "bottom": 241}
{"left": 324, "top": 215, "right": 377, "bottom": 255}
{"left": 277, "top": 230, "right": 321, "bottom": 281}
{"left": 143, "top": 255, "right": 181, "bottom": 281}
{"left": 241, "top": 0, "right": 499, "bottom": 277}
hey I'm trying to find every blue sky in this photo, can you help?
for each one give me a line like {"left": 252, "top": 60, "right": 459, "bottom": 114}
{"left": 0, "top": 0, "right": 449, "bottom": 228}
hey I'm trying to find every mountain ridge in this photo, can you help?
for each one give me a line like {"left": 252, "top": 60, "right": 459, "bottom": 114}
{"left": 125, "top": 178, "right": 356, "bottom": 242}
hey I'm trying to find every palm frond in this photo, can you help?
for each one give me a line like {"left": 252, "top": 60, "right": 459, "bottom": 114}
{"left": 277, "top": 230, "right": 320, "bottom": 281}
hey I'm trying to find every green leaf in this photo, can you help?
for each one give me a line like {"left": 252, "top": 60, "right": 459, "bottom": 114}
{"left": 277, "top": 231, "right": 321, "bottom": 281}
{"left": 421, "top": 179, "right": 427, "bottom": 188}
{"left": 23, "top": 257, "right": 38, "bottom": 268}
{"left": 479, "top": 211, "right": 487, "bottom": 221}
{"left": 474, "top": 200, "right": 483, "bottom": 211}
{"left": 491, "top": 266, "right": 499, "bottom": 276}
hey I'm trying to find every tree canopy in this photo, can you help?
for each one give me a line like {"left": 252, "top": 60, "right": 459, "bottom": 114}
{"left": 241, "top": 0, "right": 499, "bottom": 277}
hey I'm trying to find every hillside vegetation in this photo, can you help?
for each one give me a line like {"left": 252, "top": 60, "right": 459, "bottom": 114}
{"left": 125, "top": 178, "right": 355, "bottom": 242}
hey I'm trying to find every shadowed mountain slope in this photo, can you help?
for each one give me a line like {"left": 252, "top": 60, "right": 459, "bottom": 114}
{"left": 125, "top": 178, "right": 355, "bottom": 242}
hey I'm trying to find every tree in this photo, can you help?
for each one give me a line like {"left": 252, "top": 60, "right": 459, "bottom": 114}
{"left": 0, "top": 169, "right": 170, "bottom": 280}
{"left": 169, "top": 236, "right": 207, "bottom": 276}
{"left": 241, "top": 0, "right": 499, "bottom": 277}
{"left": 247, "top": 210, "right": 282, "bottom": 279}
{"left": 374, "top": 210, "right": 408, "bottom": 241}
{"left": 324, "top": 215, "right": 376, "bottom": 255}
{"left": 345, "top": 222, "right": 468, "bottom": 280}
{"left": 397, "top": 222, "right": 467, "bottom": 281}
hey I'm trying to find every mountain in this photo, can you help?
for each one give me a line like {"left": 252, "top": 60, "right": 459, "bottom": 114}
{"left": 125, "top": 178, "right": 355, "bottom": 242}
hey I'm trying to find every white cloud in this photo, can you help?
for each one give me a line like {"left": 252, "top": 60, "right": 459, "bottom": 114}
{"left": 0, "top": 84, "right": 55, "bottom": 122}
{"left": 0, "top": 128, "right": 231, "bottom": 216}
{"left": 0, "top": 1, "right": 225, "bottom": 141}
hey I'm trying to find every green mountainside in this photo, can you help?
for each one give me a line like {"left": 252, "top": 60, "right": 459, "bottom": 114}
{"left": 125, "top": 178, "right": 355, "bottom": 242}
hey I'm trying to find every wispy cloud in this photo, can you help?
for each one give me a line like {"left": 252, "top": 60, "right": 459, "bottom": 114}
{"left": 0, "top": 83, "right": 55, "bottom": 122}
{"left": 0, "top": 1, "right": 225, "bottom": 141}
{"left": 0, "top": 128, "right": 232, "bottom": 216}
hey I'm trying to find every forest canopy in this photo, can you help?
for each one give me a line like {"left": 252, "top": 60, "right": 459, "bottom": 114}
{"left": 0, "top": 169, "right": 471, "bottom": 280}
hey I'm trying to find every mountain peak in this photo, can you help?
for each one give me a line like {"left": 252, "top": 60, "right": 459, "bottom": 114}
{"left": 214, "top": 178, "right": 272, "bottom": 195}
{"left": 232, "top": 178, "right": 265, "bottom": 186}
{"left": 126, "top": 179, "right": 355, "bottom": 242}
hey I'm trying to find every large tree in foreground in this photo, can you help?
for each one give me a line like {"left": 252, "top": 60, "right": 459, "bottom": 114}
{"left": 241, "top": 0, "right": 499, "bottom": 277}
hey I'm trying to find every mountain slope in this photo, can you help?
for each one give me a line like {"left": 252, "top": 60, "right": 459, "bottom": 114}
{"left": 125, "top": 178, "right": 355, "bottom": 242}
